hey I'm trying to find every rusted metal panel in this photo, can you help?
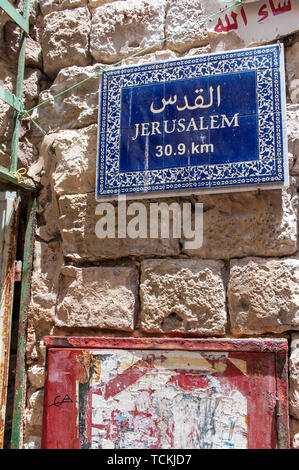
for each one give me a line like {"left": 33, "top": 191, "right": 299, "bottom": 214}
{"left": 0, "top": 191, "right": 18, "bottom": 448}
{"left": 42, "top": 338, "right": 289, "bottom": 449}
{"left": 11, "top": 196, "right": 36, "bottom": 449}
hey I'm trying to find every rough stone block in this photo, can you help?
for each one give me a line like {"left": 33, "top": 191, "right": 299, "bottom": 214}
{"left": 28, "top": 134, "right": 61, "bottom": 241}
{"left": 290, "top": 334, "right": 299, "bottom": 420}
{"left": 55, "top": 265, "right": 138, "bottom": 330}
{"left": 18, "top": 138, "right": 39, "bottom": 171}
{"left": 118, "top": 49, "right": 178, "bottom": 67}
{"left": 42, "top": 8, "right": 91, "bottom": 79}
{"left": 58, "top": 193, "right": 180, "bottom": 260}
{"left": 32, "top": 64, "right": 104, "bottom": 134}
{"left": 5, "top": 22, "right": 42, "bottom": 68}
{"left": 26, "top": 37, "right": 43, "bottom": 69}
{"left": 228, "top": 258, "right": 299, "bottom": 335}
{"left": 39, "top": 0, "right": 120, "bottom": 16}
{"left": 26, "top": 239, "right": 61, "bottom": 362}
{"left": 24, "top": 389, "right": 44, "bottom": 446}
{"left": 23, "top": 68, "right": 43, "bottom": 110}
{"left": 183, "top": 185, "right": 298, "bottom": 259}
{"left": 287, "top": 105, "right": 299, "bottom": 175}
{"left": 40, "top": 0, "right": 89, "bottom": 16}
{"left": 27, "top": 390, "right": 44, "bottom": 426}
{"left": 51, "top": 125, "right": 97, "bottom": 195}
{"left": 90, "top": 0, "right": 166, "bottom": 63}
{"left": 286, "top": 39, "right": 299, "bottom": 104}
{"left": 31, "top": 240, "right": 63, "bottom": 311}
{"left": 28, "top": 365, "right": 45, "bottom": 389}
{"left": 165, "top": 0, "right": 208, "bottom": 53}
{"left": 140, "top": 258, "right": 226, "bottom": 335}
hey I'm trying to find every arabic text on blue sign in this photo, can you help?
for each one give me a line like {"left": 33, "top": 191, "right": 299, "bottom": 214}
{"left": 97, "top": 45, "right": 287, "bottom": 198}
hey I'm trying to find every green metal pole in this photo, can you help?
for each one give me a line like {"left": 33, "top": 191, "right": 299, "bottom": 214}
{"left": 10, "top": 196, "right": 36, "bottom": 449}
{"left": 10, "top": 0, "right": 30, "bottom": 173}
{"left": 0, "top": 0, "right": 29, "bottom": 33}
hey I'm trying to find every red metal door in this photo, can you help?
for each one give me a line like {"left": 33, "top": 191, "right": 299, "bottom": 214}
{"left": 42, "top": 337, "right": 289, "bottom": 449}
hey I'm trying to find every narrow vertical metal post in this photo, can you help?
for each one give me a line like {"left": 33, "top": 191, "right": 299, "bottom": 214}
{"left": 10, "top": 196, "right": 36, "bottom": 449}
{"left": 10, "top": 0, "right": 30, "bottom": 173}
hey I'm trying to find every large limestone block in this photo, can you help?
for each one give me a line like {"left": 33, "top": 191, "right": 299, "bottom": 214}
{"left": 27, "top": 240, "right": 63, "bottom": 362}
{"left": 286, "top": 39, "right": 299, "bottom": 104}
{"left": 51, "top": 125, "right": 97, "bottom": 195}
{"left": 36, "top": 185, "right": 61, "bottom": 242}
{"left": 228, "top": 257, "right": 299, "bottom": 335}
{"left": 40, "top": 0, "right": 89, "bottom": 16}
{"left": 32, "top": 64, "right": 103, "bottom": 135}
{"left": 26, "top": 36, "right": 43, "bottom": 68}
{"left": 23, "top": 68, "right": 43, "bottom": 110}
{"left": 39, "top": 0, "right": 120, "bottom": 15}
{"left": 90, "top": 0, "right": 166, "bottom": 63}
{"left": 120, "top": 49, "right": 178, "bottom": 67}
{"left": 165, "top": 0, "right": 208, "bottom": 53}
{"left": 58, "top": 193, "right": 180, "bottom": 260}
{"left": 287, "top": 105, "right": 299, "bottom": 174}
{"left": 290, "top": 334, "right": 299, "bottom": 419}
{"left": 31, "top": 240, "right": 63, "bottom": 312}
{"left": 183, "top": 185, "right": 298, "bottom": 259}
{"left": 140, "top": 258, "right": 226, "bottom": 335}
{"left": 89, "top": 0, "right": 126, "bottom": 6}
{"left": 55, "top": 265, "right": 138, "bottom": 330}
{"left": 42, "top": 8, "right": 91, "bottom": 79}
{"left": 18, "top": 137, "right": 39, "bottom": 171}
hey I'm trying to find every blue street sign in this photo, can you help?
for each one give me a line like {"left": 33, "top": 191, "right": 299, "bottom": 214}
{"left": 96, "top": 44, "right": 288, "bottom": 199}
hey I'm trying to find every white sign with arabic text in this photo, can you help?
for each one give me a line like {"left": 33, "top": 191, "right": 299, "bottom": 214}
{"left": 202, "top": 0, "right": 299, "bottom": 46}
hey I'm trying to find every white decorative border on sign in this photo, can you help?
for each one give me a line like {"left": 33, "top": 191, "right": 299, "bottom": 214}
{"left": 97, "top": 45, "right": 287, "bottom": 198}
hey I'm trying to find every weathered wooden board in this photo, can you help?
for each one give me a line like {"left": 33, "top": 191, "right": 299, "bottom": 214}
{"left": 42, "top": 338, "right": 289, "bottom": 449}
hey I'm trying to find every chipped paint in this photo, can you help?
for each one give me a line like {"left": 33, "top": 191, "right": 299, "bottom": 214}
{"left": 81, "top": 350, "right": 248, "bottom": 449}
{"left": 229, "top": 358, "right": 247, "bottom": 375}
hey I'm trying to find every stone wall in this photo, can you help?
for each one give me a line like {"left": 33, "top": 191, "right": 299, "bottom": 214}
{"left": 1, "top": 0, "right": 299, "bottom": 449}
